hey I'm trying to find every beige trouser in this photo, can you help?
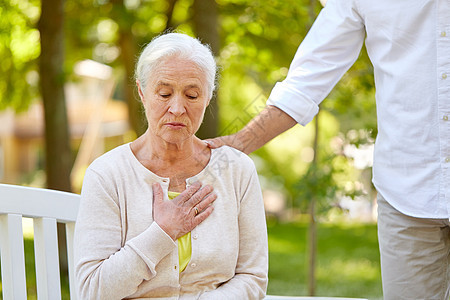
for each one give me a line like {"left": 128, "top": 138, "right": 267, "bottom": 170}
{"left": 377, "top": 194, "right": 450, "bottom": 300}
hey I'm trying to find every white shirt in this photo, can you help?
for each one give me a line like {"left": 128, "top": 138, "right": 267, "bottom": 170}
{"left": 267, "top": 0, "right": 450, "bottom": 218}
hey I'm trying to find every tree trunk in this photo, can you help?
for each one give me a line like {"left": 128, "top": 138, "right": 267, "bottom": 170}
{"left": 308, "top": 112, "right": 319, "bottom": 296}
{"left": 38, "top": 0, "right": 71, "bottom": 272}
{"left": 111, "top": 0, "right": 147, "bottom": 137}
{"left": 308, "top": 198, "right": 317, "bottom": 295}
{"left": 119, "top": 30, "right": 146, "bottom": 137}
{"left": 192, "top": 0, "right": 220, "bottom": 139}
{"left": 307, "top": 2, "right": 319, "bottom": 295}
{"left": 164, "top": 0, "right": 178, "bottom": 32}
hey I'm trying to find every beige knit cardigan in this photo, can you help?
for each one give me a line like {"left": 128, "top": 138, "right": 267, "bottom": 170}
{"left": 74, "top": 144, "right": 268, "bottom": 299}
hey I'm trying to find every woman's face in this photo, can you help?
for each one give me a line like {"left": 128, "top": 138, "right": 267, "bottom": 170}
{"left": 138, "top": 56, "right": 210, "bottom": 145}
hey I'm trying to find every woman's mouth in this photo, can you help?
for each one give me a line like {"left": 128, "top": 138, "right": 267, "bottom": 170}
{"left": 165, "top": 122, "right": 186, "bottom": 129}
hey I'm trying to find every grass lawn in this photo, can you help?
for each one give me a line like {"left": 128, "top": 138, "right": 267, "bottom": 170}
{"left": 267, "top": 220, "right": 382, "bottom": 299}
{"left": 1, "top": 221, "right": 382, "bottom": 299}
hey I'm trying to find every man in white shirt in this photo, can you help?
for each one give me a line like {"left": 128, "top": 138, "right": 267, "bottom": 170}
{"left": 207, "top": 0, "right": 450, "bottom": 298}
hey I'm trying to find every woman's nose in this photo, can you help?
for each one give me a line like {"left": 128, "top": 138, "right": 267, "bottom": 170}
{"left": 168, "top": 95, "right": 186, "bottom": 116}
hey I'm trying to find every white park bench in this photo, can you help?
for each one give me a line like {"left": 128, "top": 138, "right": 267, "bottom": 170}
{"left": 0, "top": 183, "right": 80, "bottom": 299}
{"left": 0, "top": 183, "right": 368, "bottom": 300}
{"left": 264, "top": 296, "right": 368, "bottom": 300}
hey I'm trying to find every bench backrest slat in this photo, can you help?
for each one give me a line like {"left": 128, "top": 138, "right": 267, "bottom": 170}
{"left": 0, "top": 213, "right": 28, "bottom": 299}
{"left": 0, "top": 184, "right": 80, "bottom": 300}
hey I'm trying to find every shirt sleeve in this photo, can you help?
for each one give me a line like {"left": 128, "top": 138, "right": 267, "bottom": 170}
{"left": 199, "top": 159, "right": 268, "bottom": 299}
{"left": 267, "top": 0, "right": 366, "bottom": 125}
{"left": 74, "top": 167, "right": 176, "bottom": 300}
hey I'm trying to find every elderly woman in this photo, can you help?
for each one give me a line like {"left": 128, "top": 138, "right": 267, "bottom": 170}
{"left": 74, "top": 32, "right": 268, "bottom": 299}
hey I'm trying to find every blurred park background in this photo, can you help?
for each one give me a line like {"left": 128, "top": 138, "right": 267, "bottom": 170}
{"left": 0, "top": 0, "right": 382, "bottom": 298}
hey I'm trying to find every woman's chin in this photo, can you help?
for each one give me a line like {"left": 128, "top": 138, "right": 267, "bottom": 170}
{"left": 160, "top": 133, "right": 192, "bottom": 146}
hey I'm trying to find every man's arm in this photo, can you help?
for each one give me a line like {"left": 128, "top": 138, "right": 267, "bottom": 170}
{"left": 206, "top": 105, "right": 297, "bottom": 154}
{"left": 207, "top": 0, "right": 365, "bottom": 155}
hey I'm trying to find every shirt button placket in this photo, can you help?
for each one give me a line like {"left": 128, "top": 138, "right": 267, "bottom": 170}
{"left": 441, "top": 23, "right": 449, "bottom": 170}
{"left": 442, "top": 114, "right": 448, "bottom": 168}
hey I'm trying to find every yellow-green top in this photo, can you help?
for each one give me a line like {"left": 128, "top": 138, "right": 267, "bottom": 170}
{"left": 168, "top": 191, "right": 191, "bottom": 273}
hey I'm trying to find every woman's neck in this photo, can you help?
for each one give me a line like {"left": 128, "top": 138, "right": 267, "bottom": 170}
{"left": 131, "top": 131, "right": 211, "bottom": 192}
{"left": 134, "top": 130, "right": 198, "bottom": 159}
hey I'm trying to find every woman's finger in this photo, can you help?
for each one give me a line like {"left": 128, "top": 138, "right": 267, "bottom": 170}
{"left": 185, "top": 184, "right": 214, "bottom": 208}
{"left": 152, "top": 182, "right": 164, "bottom": 220}
{"left": 193, "top": 205, "right": 214, "bottom": 226}
{"left": 173, "top": 181, "right": 202, "bottom": 204}
{"left": 152, "top": 182, "right": 163, "bottom": 204}
{"left": 192, "top": 192, "right": 217, "bottom": 216}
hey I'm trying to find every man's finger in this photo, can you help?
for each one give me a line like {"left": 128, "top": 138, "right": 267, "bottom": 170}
{"left": 204, "top": 137, "right": 225, "bottom": 149}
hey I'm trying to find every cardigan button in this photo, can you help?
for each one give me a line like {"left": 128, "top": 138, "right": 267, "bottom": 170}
{"left": 191, "top": 263, "right": 197, "bottom": 268}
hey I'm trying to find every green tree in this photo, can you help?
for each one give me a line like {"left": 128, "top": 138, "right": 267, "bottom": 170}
{"left": 39, "top": 0, "right": 72, "bottom": 272}
{"left": 39, "top": 0, "right": 71, "bottom": 193}
{"left": 0, "top": 0, "right": 40, "bottom": 111}
{"left": 111, "top": 0, "right": 146, "bottom": 136}
{"left": 216, "top": 1, "right": 375, "bottom": 295}
{"left": 192, "top": 0, "right": 220, "bottom": 139}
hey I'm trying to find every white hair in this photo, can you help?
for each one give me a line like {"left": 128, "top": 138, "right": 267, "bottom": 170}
{"left": 135, "top": 32, "right": 217, "bottom": 99}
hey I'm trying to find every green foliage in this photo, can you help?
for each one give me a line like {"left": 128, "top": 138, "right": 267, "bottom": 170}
{"left": 295, "top": 155, "right": 338, "bottom": 213}
{"left": 0, "top": 0, "right": 40, "bottom": 111}
{"left": 1, "top": 0, "right": 377, "bottom": 213}
{"left": 294, "top": 134, "right": 365, "bottom": 215}
{"left": 218, "top": 0, "right": 317, "bottom": 90}
{"left": 215, "top": 0, "right": 376, "bottom": 212}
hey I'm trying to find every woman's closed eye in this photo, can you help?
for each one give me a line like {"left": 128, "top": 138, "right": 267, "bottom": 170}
{"left": 186, "top": 91, "right": 199, "bottom": 100}
{"left": 159, "top": 93, "right": 171, "bottom": 99}
{"left": 156, "top": 85, "right": 173, "bottom": 99}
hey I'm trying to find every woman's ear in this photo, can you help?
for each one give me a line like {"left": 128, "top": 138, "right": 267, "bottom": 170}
{"left": 136, "top": 80, "right": 145, "bottom": 104}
